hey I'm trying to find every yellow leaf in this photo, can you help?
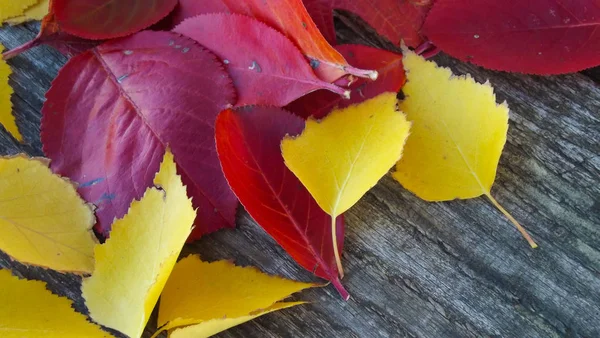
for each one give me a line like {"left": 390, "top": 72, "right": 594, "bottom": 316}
{"left": 5, "top": 0, "right": 49, "bottom": 25}
{"left": 0, "top": 44, "right": 20, "bottom": 141}
{"left": 155, "top": 255, "right": 315, "bottom": 338}
{"left": 82, "top": 150, "right": 195, "bottom": 338}
{"left": 0, "top": 269, "right": 111, "bottom": 337}
{"left": 0, "top": 0, "right": 36, "bottom": 22}
{"left": 392, "top": 49, "right": 536, "bottom": 248}
{"left": 0, "top": 155, "right": 96, "bottom": 273}
{"left": 281, "top": 92, "right": 411, "bottom": 275}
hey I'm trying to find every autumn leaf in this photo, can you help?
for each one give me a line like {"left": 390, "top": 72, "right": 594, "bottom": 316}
{"left": 0, "top": 269, "right": 111, "bottom": 337}
{"left": 216, "top": 107, "right": 348, "bottom": 299}
{"left": 303, "top": 0, "right": 434, "bottom": 47}
{"left": 282, "top": 92, "right": 411, "bottom": 274}
{"left": 41, "top": 31, "right": 237, "bottom": 240}
{"left": 5, "top": 0, "right": 48, "bottom": 25}
{"left": 287, "top": 44, "right": 405, "bottom": 119}
{"left": 423, "top": 0, "right": 600, "bottom": 74}
{"left": 0, "top": 155, "right": 96, "bottom": 273}
{"left": 0, "top": 0, "right": 36, "bottom": 22}
{"left": 155, "top": 255, "right": 315, "bottom": 338}
{"left": 174, "top": 14, "right": 348, "bottom": 107}
{"left": 169, "top": 0, "right": 377, "bottom": 83}
{"left": 392, "top": 50, "right": 537, "bottom": 248}
{"left": 0, "top": 45, "right": 20, "bottom": 141}
{"left": 52, "top": 0, "right": 178, "bottom": 39}
{"left": 82, "top": 150, "right": 195, "bottom": 338}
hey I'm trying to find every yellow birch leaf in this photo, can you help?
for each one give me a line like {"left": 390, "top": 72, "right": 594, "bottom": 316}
{"left": 0, "top": 0, "right": 36, "bottom": 22}
{"left": 392, "top": 49, "right": 537, "bottom": 248}
{"left": 281, "top": 92, "right": 411, "bottom": 275}
{"left": 0, "top": 44, "right": 21, "bottom": 141}
{"left": 0, "top": 155, "right": 96, "bottom": 273}
{"left": 5, "top": 0, "right": 49, "bottom": 25}
{"left": 82, "top": 150, "right": 195, "bottom": 338}
{"left": 154, "top": 255, "right": 315, "bottom": 338}
{"left": 0, "top": 269, "right": 111, "bottom": 337}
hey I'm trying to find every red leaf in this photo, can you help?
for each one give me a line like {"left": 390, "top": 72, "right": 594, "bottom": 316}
{"left": 41, "top": 31, "right": 238, "bottom": 240}
{"left": 169, "top": 0, "right": 377, "bottom": 83}
{"left": 287, "top": 44, "right": 405, "bottom": 119}
{"left": 303, "top": 0, "right": 434, "bottom": 47}
{"left": 216, "top": 107, "right": 349, "bottom": 300}
{"left": 423, "top": 0, "right": 600, "bottom": 74}
{"left": 174, "top": 14, "right": 348, "bottom": 107}
{"left": 53, "top": 0, "right": 178, "bottom": 39}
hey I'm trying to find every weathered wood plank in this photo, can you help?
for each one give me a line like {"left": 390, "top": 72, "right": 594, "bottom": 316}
{"left": 0, "top": 15, "right": 599, "bottom": 338}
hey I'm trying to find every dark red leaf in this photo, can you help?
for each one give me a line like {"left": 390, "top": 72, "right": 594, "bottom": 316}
{"left": 53, "top": 0, "right": 178, "bottom": 39}
{"left": 216, "top": 107, "right": 348, "bottom": 300}
{"left": 41, "top": 31, "right": 238, "bottom": 240}
{"left": 287, "top": 44, "right": 405, "bottom": 119}
{"left": 174, "top": 14, "right": 348, "bottom": 107}
{"left": 303, "top": 0, "right": 434, "bottom": 47}
{"left": 423, "top": 0, "right": 600, "bottom": 74}
{"left": 169, "top": 0, "right": 377, "bottom": 83}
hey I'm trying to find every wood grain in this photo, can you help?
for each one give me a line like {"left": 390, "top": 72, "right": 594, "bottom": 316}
{"left": 0, "top": 15, "right": 599, "bottom": 338}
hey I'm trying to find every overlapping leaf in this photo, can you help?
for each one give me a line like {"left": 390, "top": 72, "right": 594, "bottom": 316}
{"left": 0, "top": 44, "right": 20, "bottom": 141}
{"left": 41, "top": 30, "right": 237, "bottom": 239}
{"left": 0, "top": 156, "right": 96, "bottom": 273}
{"left": 303, "top": 0, "right": 434, "bottom": 47}
{"left": 0, "top": 270, "right": 111, "bottom": 337}
{"left": 282, "top": 93, "right": 411, "bottom": 274}
{"left": 216, "top": 107, "right": 347, "bottom": 299}
{"left": 175, "top": 14, "right": 348, "bottom": 107}
{"left": 393, "top": 50, "right": 537, "bottom": 247}
{"left": 169, "top": 0, "right": 377, "bottom": 82}
{"left": 424, "top": 0, "right": 600, "bottom": 74}
{"left": 0, "top": 0, "right": 36, "bottom": 22}
{"left": 5, "top": 0, "right": 48, "bottom": 25}
{"left": 52, "top": 0, "right": 178, "bottom": 39}
{"left": 155, "top": 255, "right": 315, "bottom": 337}
{"left": 82, "top": 150, "right": 195, "bottom": 338}
{"left": 287, "top": 44, "right": 405, "bottom": 119}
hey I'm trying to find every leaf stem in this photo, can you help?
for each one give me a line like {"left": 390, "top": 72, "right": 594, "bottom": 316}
{"left": 2, "top": 38, "right": 41, "bottom": 60}
{"left": 331, "top": 215, "right": 344, "bottom": 278}
{"left": 485, "top": 193, "right": 538, "bottom": 248}
{"left": 331, "top": 276, "right": 350, "bottom": 301}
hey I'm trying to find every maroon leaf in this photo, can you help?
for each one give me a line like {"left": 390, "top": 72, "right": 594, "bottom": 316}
{"left": 41, "top": 31, "right": 238, "bottom": 240}
{"left": 53, "top": 0, "right": 178, "bottom": 39}
{"left": 423, "top": 0, "right": 600, "bottom": 74}
{"left": 174, "top": 14, "right": 348, "bottom": 107}
{"left": 287, "top": 44, "right": 405, "bottom": 119}
{"left": 216, "top": 107, "right": 349, "bottom": 300}
{"left": 303, "top": 0, "right": 434, "bottom": 47}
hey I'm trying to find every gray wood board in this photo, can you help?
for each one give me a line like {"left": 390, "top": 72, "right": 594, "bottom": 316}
{"left": 0, "top": 16, "right": 598, "bottom": 338}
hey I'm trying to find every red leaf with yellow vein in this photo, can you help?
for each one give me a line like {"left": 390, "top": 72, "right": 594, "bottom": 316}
{"left": 169, "top": 0, "right": 377, "bottom": 83}
{"left": 287, "top": 44, "right": 405, "bottom": 119}
{"left": 53, "top": 0, "right": 178, "bottom": 39}
{"left": 174, "top": 14, "right": 348, "bottom": 107}
{"left": 216, "top": 107, "right": 348, "bottom": 300}
{"left": 41, "top": 31, "right": 238, "bottom": 240}
{"left": 423, "top": 0, "right": 600, "bottom": 74}
{"left": 303, "top": 0, "right": 434, "bottom": 47}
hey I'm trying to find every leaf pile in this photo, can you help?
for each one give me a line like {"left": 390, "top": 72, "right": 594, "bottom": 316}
{"left": 0, "top": 0, "right": 597, "bottom": 335}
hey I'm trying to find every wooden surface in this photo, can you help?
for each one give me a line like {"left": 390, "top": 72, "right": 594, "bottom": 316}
{"left": 1, "top": 15, "right": 599, "bottom": 338}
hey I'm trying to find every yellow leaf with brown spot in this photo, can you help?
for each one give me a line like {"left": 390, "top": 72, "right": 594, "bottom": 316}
{"left": 281, "top": 92, "right": 411, "bottom": 275}
{"left": 82, "top": 150, "right": 195, "bottom": 338}
{"left": 0, "top": 269, "right": 111, "bottom": 337}
{"left": 393, "top": 49, "right": 537, "bottom": 248}
{"left": 0, "top": 155, "right": 96, "bottom": 273}
{"left": 0, "top": 44, "right": 20, "bottom": 141}
{"left": 155, "top": 255, "right": 315, "bottom": 338}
